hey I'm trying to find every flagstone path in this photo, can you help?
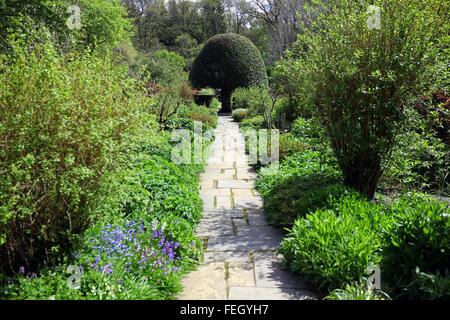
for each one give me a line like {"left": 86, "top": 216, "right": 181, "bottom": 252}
{"left": 178, "top": 116, "right": 318, "bottom": 300}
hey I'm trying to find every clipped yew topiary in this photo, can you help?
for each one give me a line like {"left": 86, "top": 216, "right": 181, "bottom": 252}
{"left": 189, "top": 33, "right": 267, "bottom": 113}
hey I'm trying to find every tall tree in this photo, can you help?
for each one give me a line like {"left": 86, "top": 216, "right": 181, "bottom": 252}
{"left": 200, "top": 0, "right": 227, "bottom": 41}
{"left": 189, "top": 33, "right": 267, "bottom": 113}
{"left": 242, "top": 0, "right": 309, "bottom": 63}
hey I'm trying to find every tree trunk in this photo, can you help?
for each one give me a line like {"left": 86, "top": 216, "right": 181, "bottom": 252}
{"left": 341, "top": 156, "right": 383, "bottom": 199}
{"left": 219, "top": 88, "right": 232, "bottom": 114}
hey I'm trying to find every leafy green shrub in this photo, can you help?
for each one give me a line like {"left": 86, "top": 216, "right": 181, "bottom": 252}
{"left": 256, "top": 150, "right": 342, "bottom": 227}
{"left": 383, "top": 126, "right": 449, "bottom": 195}
{"left": 279, "top": 193, "right": 392, "bottom": 291}
{"left": 0, "top": 37, "right": 153, "bottom": 274}
{"left": 290, "top": 117, "right": 326, "bottom": 146}
{"left": 271, "top": 50, "right": 315, "bottom": 119}
{"left": 120, "top": 155, "right": 203, "bottom": 223}
{"left": 278, "top": 133, "right": 310, "bottom": 162}
{"left": 186, "top": 112, "right": 217, "bottom": 128}
{"left": 273, "top": 97, "right": 298, "bottom": 128}
{"left": 177, "top": 103, "right": 218, "bottom": 128}
{"left": 146, "top": 49, "right": 186, "bottom": 87}
{"left": 239, "top": 115, "right": 265, "bottom": 129}
{"left": 1, "top": 266, "right": 162, "bottom": 300}
{"left": 380, "top": 193, "right": 450, "bottom": 299}
{"left": 291, "top": 0, "right": 446, "bottom": 198}
{"left": 326, "top": 282, "right": 391, "bottom": 300}
{"left": 404, "top": 268, "right": 450, "bottom": 300}
{"left": 231, "top": 86, "right": 271, "bottom": 115}
{"left": 0, "top": 0, "right": 133, "bottom": 54}
{"left": 210, "top": 98, "right": 221, "bottom": 111}
{"left": 0, "top": 122, "right": 207, "bottom": 300}
{"left": 189, "top": 33, "right": 268, "bottom": 112}
{"left": 232, "top": 109, "right": 249, "bottom": 122}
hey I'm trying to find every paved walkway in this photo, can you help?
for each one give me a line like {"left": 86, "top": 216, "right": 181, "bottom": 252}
{"left": 178, "top": 116, "right": 317, "bottom": 300}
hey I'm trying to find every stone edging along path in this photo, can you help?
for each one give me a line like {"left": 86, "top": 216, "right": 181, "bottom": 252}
{"left": 178, "top": 116, "right": 318, "bottom": 300}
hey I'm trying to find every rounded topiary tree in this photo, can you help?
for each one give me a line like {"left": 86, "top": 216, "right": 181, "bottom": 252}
{"left": 189, "top": 33, "right": 268, "bottom": 113}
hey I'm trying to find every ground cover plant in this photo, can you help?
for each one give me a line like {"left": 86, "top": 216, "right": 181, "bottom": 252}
{"left": 279, "top": 192, "right": 449, "bottom": 299}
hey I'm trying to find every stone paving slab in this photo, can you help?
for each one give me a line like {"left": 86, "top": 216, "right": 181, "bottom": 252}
{"left": 233, "top": 196, "right": 263, "bottom": 209}
{"left": 200, "top": 188, "right": 231, "bottom": 196}
{"left": 206, "top": 163, "right": 235, "bottom": 169}
{"left": 179, "top": 262, "right": 227, "bottom": 300}
{"left": 231, "top": 189, "right": 254, "bottom": 196}
{"left": 199, "top": 180, "right": 215, "bottom": 189}
{"left": 195, "top": 216, "right": 234, "bottom": 237}
{"left": 203, "top": 251, "right": 251, "bottom": 263}
{"left": 235, "top": 225, "right": 285, "bottom": 241}
{"left": 200, "top": 195, "right": 214, "bottom": 211}
{"left": 218, "top": 180, "right": 254, "bottom": 189}
{"left": 206, "top": 234, "right": 281, "bottom": 251}
{"left": 228, "top": 262, "right": 255, "bottom": 287}
{"left": 236, "top": 167, "right": 257, "bottom": 174}
{"left": 202, "top": 208, "right": 245, "bottom": 219}
{"left": 216, "top": 195, "right": 232, "bottom": 209}
{"left": 201, "top": 173, "right": 235, "bottom": 180}
{"left": 235, "top": 161, "right": 251, "bottom": 168}
{"left": 247, "top": 209, "right": 268, "bottom": 226}
{"left": 253, "top": 252, "right": 309, "bottom": 289}
{"left": 232, "top": 217, "right": 248, "bottom": 228}
{"left": 236, "top": 173, "right": 258, "bottom": 180}
{"left": 228, "top": 286, "right": 316, "bottom": 300}
{"left": 204, "top": 169, "right": 221, "bottom": 174}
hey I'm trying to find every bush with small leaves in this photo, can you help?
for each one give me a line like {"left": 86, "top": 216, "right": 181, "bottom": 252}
{"left": 232, "top": 109, "right": 249, "bottom": 122}
{"left": 189, "top": 33, "right": 267, "bottom": 113}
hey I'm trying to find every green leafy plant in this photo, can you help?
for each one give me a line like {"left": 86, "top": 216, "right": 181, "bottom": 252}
{"left": 291, "top": 0, "right": 446, "bottom": 198}
{"left": 146, "top": 49, "right": 186, "bottom": 87}
{"left": 256, "top": 150, "right": 342, "bottom": 227}
{"left": 279, "top": 193, "right": 392, "bottom": 291}
{"left": 232, "top": 108, "right": 249, "bottom": 122}
{"left": 404, "top": 268, "right": 450, "bottom": 300}
{"left": 0, "top": 35, "right": 154, "bottom": 274}
{"left": 278, "top": 133, "right": 310, "bottom": 162}
{"left": 326, "top": 282, "right": 391, "bottom": 300}
{"left": 380, "top": 193, "right": 450, "bottom": 299}
{"left": 177, "top": 103, "right": 218, "bottom": 128}
{"left": 239, "top": 115, "right": 265, "bottom": 129}
{"left": 382, "top": 113, "right": 449, "bottom": 195}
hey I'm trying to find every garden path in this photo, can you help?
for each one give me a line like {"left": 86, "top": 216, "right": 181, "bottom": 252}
{"left": 178, "top": 116, "right": 317, "bottom": 300}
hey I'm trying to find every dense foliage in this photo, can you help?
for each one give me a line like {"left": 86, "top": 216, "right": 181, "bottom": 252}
{"left": 380, "top": 194, "right": 450, "bottom": 299}
{"left": 0, "top": 35, "right": 151, "bottom": 274}
{"left": 279, "top": 192, "right": 449, "bottom": 298}
{"left": 189, "top": 33, "right": 267, "bottom": 112}
{"left": 282, "top": 0, "right": 447, "bottom": 198}
{"left": 0, "top": 0, "right": 132, "bottom": 53}
{"left": 0, "top": 16, "right": 216, "bottom": 299}
{"left": 256, "top": 151, "right": 341, "bottom": 227}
